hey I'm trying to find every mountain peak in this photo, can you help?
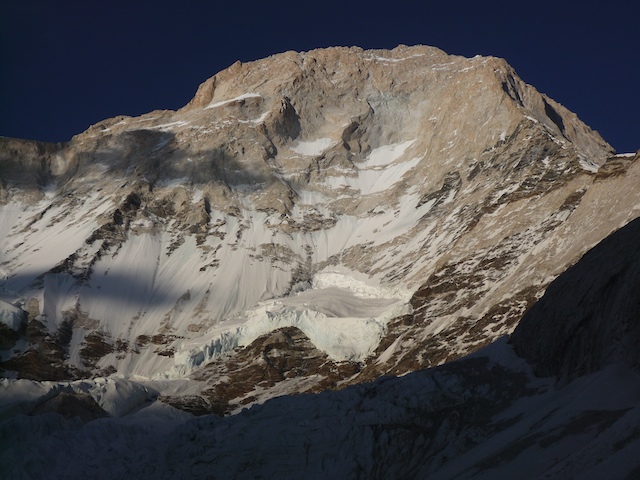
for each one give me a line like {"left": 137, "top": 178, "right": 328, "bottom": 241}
{"left": 182, "top": 45, "right": 610, "bottom": 160}
{"left": 0, "top": 44, "right": 635, "bottom": 414}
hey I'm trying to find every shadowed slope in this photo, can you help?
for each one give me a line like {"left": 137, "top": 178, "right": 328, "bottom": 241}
{"left": 512, "top": 216, "right": 640, "bottom": 379}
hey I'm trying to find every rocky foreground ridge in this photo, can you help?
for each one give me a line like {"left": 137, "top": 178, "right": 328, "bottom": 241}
{"left": 1, "top": 45, "right": 639, "bottom": 416}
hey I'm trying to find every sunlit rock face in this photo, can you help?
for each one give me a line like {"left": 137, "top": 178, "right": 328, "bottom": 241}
{"left": 1, "top": 45, "right": 638, "bottom": 412}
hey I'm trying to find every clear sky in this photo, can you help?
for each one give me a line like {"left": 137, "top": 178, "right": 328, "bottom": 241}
{"left": 1, "top": 0, "right": 638, "bottom": 153}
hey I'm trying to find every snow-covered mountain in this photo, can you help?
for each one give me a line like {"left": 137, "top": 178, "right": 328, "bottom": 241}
{"left": 5, "top": 222, "right": 640, "bottom": 477}
{"left": 1, "top": 45, "right": 640, "bottom": 477}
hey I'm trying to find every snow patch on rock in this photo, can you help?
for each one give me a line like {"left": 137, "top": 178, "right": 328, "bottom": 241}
{"left": 291, "top": 138, "right": 334, "bottom": 156}
{"left": 323, "top": 140, "right": 419, "bottom": 195}
{"left": 205, "top": 93, "right": 262, "bottom": 110}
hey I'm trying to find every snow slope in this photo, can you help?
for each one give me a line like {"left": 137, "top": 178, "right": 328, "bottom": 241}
{"left": 4, "top": 339, "right": 640, "bottom": 479}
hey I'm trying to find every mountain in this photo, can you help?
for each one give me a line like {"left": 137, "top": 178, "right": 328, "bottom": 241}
{"left": 5, "top": 223, "right": 640, "bottom": 477}
{"left": 1, "top": 45, "right": 640, "bottom": 477}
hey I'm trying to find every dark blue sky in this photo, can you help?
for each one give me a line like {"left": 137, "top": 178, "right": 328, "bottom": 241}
{"left": 1, "top": 0, "right": 638, "bottom": 153}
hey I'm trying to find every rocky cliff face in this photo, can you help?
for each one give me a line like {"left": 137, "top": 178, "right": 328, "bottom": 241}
{"left": 1, "top": 45, "right": 638, "bottom": 412}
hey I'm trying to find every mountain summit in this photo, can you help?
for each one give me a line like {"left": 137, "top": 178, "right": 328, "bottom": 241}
{"left": 1, "top": 45, "right": 638, "bottom": 417}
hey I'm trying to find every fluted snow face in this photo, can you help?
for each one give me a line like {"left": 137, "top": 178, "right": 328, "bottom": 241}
{"left": 0, "top": 46, "right": 637, "bottom": 409}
